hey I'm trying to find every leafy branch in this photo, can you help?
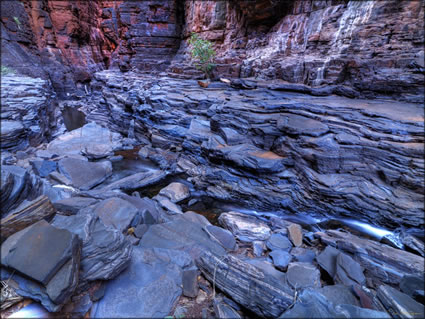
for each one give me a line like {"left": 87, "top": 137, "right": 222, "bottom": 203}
{"left": 187, "top": 32, "right": 216, "bottom": 79}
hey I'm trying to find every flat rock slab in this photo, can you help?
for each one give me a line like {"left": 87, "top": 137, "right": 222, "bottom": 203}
{"left": 269, "top": 250, "right": 292, "bottom": 271}
{"left": 197, "top": 251, "right": 294, "bottom": 317}
{"left": 315, "top": 230, "right": 424, "bottom": 284}
{"left": 58, "top": 158, "right": 112, "bottom": 190}
{"left": 277, "top": 114, "right": 329, "bottom": 137}
{"left": 280, "top": 288, "right": 390, "bottom": 318}
{"left": 286, "top": 262, "right": 321, "bottom": 289}
{"left": 91, "top": 247, "right": 186, "bottom": 318}
{"left": 159, "top": 182, "right": 190, "bottom": 203}
{"left": 30, "top": 160, "right": 57, "bottom": 177}
{"left": 316, "top": 245, "right": 340, "bottom": 277}
{"left": 1, "top": 220, "right": 79, "bottom": 285}
{"left": 291, "top": 247, "right": 316, "bottom": 263}
{"left": 1, "top": 220, "right": 81, "bottom": 309}
{"left": 377, "top": 285, "right": 424, "bottom": 319}
{"left": 93, "top": 197, "right": 139, "bottom": 233}
{"left": 139, "top": 216, "right": 226, "bottom": 259}
{"left": 218, "top": 211, "right": 271, "bottom": 242}
{"left": 51, "top": 213, "right": 132, "bottom": 283}
{"left": 103, "top": 170, "right": 167, "bottom": 192}
{"left": 204, "top": 225, "right": 237, "bottom": 251}
{"left": 335, "top": 252, "right": 366, "bottom": 286}
{"left": 266, "top": 233, "right": 293, "bottom": 251}
{"left": 47, "top": 122, "right": 122, "bottom": 156}
{"left": 52, "top": 196, "right": 98, "bottom": 215}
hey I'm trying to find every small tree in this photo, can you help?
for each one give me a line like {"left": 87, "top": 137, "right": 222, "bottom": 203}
{"left": 187, "top": 32, "right": 216, "bottom": 79}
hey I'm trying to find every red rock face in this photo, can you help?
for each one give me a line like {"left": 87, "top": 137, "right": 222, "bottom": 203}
{"left": 1, "top": 0, "right": 423, "bottom": 100}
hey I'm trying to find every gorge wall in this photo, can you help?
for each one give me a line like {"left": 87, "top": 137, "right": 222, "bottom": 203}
{"left": 1, "top": 0, "right": 424, "bottom": 100}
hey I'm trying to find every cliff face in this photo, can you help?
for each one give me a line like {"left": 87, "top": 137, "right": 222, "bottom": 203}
{"left": 1, "top": 0, "right": 423, "bottom": 100}
{"left": 182, "top": 0, "right": 424, "bottom": 100}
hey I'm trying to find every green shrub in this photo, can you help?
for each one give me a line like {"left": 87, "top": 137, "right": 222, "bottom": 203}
{"left": 187, "top": 32, "right": 216, "bottom": 79}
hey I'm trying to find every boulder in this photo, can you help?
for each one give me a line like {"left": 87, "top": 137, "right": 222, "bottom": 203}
{"left": 286, "top": 262, "right": 321, "bottom": 289}
{"left": 1, "top": 220, "right": 81, "bottom": 310}
{"left": 58, "top": 158, "right": 112, "bottom": 190}
{"left": 159, "top": 182, "right": 190, "bottom": 203}
{"left": 93, "top": 197, "right": 139, "bottom": 233}
{"left": 279, "top": 288, "right": 390, "bottom": 318}
{"left": 51, "top": 213, "right": 132, "bottom": 284}
{"left": 47, "top": 122, "right": 122, "bottom": 156}
{"left": 203, "top": 225, "right": 237, "bottom": 251}
{"left": 316, "top": 230, "right": 423, "bottom": 284}
{"left": 377, "top": 285, "right": 424, "bottom": 319}
{"left": 182, "top": 266, "right": 199, "bottom": 298}
{"left": 287, "top": 223, "right": 303, "bottom": 247}
{"left": 218, "top": 211, "right": 271, "bottom": 242}
{"left": 30, "top": 159, "right": 57, "bottom": 177}
{"left": 197, "top": 251, "right": 294, "bottom": 317}
{"left": 53, "top": 196, "right": 98, "bottom": 215}
{"left": 266, "top": 233, "right": 293, "bottom": 251}
{"left": 103, "top": 170, "right": 168, "bottom": 192}
{"left": 291, "top": 247, "right": 316, "bottom": 263}
{"left": 91, "top": 247, "right": 188, "bottom": 318}
{"left": 335, "top": 253, "right": 366, "bottom": 286}
{"left": 316, "top": 245, "right": 340, "bottom": 277}
{"left": 1, "top": 195, "right": 56, "bottom": 239}
{"left": 269, "top": 250, "right": 292, "bottom": 271}
{"left": 139, "top": 215, "right": 226, "bottom": 259}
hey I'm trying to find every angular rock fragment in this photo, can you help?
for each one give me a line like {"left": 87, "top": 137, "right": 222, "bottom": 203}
{"left": 58, "top": 158, "right": 112, "bottom": 190}
{"left": 287, "top": 223, "right": 303, "bottom": 247}
{"left": 197, "top": 251, "right": 294, "bottom": 317}
{"left": 103, "top": 170, "right": 167, "bottom": 192}
{"left": 1, "top": 195, "right": 56, "bottom": 239}
{"left": 47, "top": 122, "right": 122, "bottom": 156}
{"left": 182, "top": 266, "right": 199, "bottom": 298}
{"left": 291, "top": 247, "right": 316, "bottom": 263}
{"left": 316, "top": 245, "right": 340, "bottom": 277}
{"left": 252, "top": 240, "right": 265, "bottom": 257}
{"left": 30, "top": 159, "right": 57, "bottom": 177}
{"left": 269, "top": 250, "right": 292, "bottom": 271}
{"left": 279, "top": 288, "right": 390, "bottom": 318}
{"left": 159, "top": 182, "right": 190, "bottom": 203}
{"left": 213, "top": 298, "right": 241, "bottom": 319}
{"left": 52, "top": 196, "right": 98, "bottom": 215}
{"left": 203, "top": 225, "right": 237, "bottom": 251}
{"left": 91, "top": 247, "right": 185, "bottom": 318}
{"left": 218, "top": 211, "right": 271, "bottom": 242}
{"left": 377, "top": 285, "right": 424, "bottom": 319}
{"left": 51, "top": 213, "right": 132, "bottom": 284}
{"left": 316, "top": 230, "right": 423, "bottom": 284}
{"left": 1, "top": 220, "right": 81, "bottom": 311}
{"left": 93, "top": 197, "right": 139, "bottom": 233}
{"left": 139, "top": 216, "right": 226, "bottom": 259}
{"left": 286, "top": 262, "right": 321, "bottom": 289}
{"left": 335, "top": 253, "right": 366, "bottom": 286}
{"left": 266, "top": 233, "right": 293, "bottom": 251}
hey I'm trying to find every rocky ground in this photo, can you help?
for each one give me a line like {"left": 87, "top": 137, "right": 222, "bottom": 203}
{"left": 1, "top": 73, "right": 424, "bottom": 318}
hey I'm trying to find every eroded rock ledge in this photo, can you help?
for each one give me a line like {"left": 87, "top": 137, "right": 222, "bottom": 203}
{"left": 73, "top": 70, "right": 424, "bottom": 231}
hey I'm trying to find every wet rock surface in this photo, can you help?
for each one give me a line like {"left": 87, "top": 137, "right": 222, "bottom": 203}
{"left": 1, "top": 72, "right": 423, "bottom": 318}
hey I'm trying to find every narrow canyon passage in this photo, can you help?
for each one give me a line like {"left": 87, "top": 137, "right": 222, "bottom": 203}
{"left": 1, "top": 0, "right": 424, "bottom": 318}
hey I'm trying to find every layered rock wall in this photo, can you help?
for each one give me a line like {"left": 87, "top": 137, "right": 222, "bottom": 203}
{"left": 182, "top": 0, "right": 424, "bottom": 100}
{"left": 1, "top": 0, "right": 423, "bottom": 100}
{"left": 83, "top": 71, "right": 424, "bottom": 231}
